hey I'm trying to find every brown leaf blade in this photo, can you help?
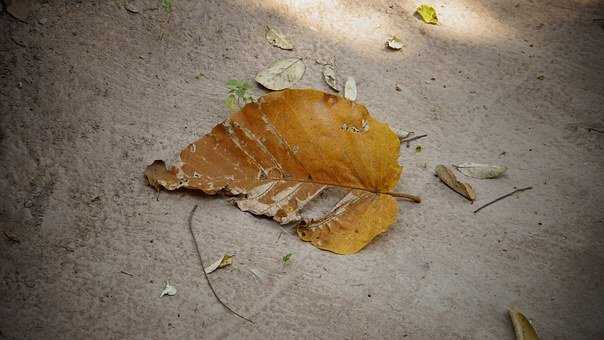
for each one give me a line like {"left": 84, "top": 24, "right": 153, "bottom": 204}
{"left": 508, "top": 309, "right": 540, "bottom": 340}
{"left": 145, "top": 89, "right": 408, "bottom": 254}
{"left": 435, "top": 165, "right": 476, "bottom": 201}
{"left": 297, "top": 190, "right": 397, "bottom": 254}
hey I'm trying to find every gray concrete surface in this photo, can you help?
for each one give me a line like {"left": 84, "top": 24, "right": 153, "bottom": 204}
{"left": 1, "top": 0, "right": 603, "bottom": 339}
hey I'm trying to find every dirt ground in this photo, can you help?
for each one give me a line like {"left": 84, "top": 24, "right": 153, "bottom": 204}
{"left": 1, "top": 0, "right": 603, "bottom": 339}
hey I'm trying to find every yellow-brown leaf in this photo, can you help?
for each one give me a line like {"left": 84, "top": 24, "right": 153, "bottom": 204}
{"left": 145, "top": 89, "right": 415, "bottom": 253}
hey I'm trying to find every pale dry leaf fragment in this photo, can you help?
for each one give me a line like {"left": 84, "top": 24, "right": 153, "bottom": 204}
{"left": 435, "top": 165, "right": 476, "bottom": 201}
{"left": 386, "top": 36, "right": 403, "bottom": 50}
{"left": 265, "top": 26, "right": 294, "bottom": 50}
{"left": 344, "top": 77, "right": 357, "bottom": 101}
{"left": 322, "top": 64, "right": 339, "bottom": 92}
{"left": 255, "top": 58, "right": 305, "bottom": 91}
{"left": 204, "top": 255, "right": 234, "bottom": 274}
{"left": 144, "top": 89, "right": 420, "bottom": 254}
{"left": 160, "top": 281, "right": 177, "bottom": 297}
{"left": 508, "top": 308, "right": 540, "bottom": 340}
{"left": 393, "top": 128, "right": 413, "bottom": 140}
{"left": 453, "top": 163, "right": 507, "bottom": 179}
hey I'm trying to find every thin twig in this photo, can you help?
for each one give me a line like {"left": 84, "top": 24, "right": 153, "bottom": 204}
{"left": 120, "top": 270, "right": 134, "bottom": 277}
{"left": 587, "top": 127, "right": 604, "bottom": 134}
{"left": 401, "top": 134, "right": 427, "bottom": 148}
{"left": 473, "top": 186, "right": 533, "bottom": 214}
{"left": 188, "top": 205, "right": 253, "bottom": 323}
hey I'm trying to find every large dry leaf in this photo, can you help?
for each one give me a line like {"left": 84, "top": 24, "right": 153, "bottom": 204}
{"left": 435, "top": 165, "right": 476, "bottom": 201}
{"left": 508, "top": 309, "right": 540, "bottom": 340}
{"left": 255, "top": 58, "right": 305, "bottom": 90}
{"left": 145, "top": 89, "right": 411, "bottom": 254}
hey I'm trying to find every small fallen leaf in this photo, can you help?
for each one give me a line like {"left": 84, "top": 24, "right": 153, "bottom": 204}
{"left": 508, "top": 308, "right": 540, "bottom": 340}
{"left": 453, "top": 163, "right": 507, "bottom": 179}
{"left": 125, "top": 2, "right": 140, "bottom": 14}
{"left": 282, "top": 252, "right": 293, "bottom": 263}
{"left": 322, "top": 64, "right": 339, "bottom": 92}
{"left": 344, "top": 77, "right": 357, "bottom": 101}
{"left": 265, "top": 26, "right": 294, "bottom": 50}
{"left": 204, "top": 255, "right": 234, "bottom": 274}
{"left": 386, "top": 36, "right": 403, "bottom": 50}
{"left": 160, "top": 280, "right": 177, "bottom": 297}
{"left": 255, "top": 58, "right": 305, "bottom": 90}
{"left": 435, "top": 165, "right": 476, "bottom": 201}
{"left": 416, "top": 4, "right": 438, "bottom": 25}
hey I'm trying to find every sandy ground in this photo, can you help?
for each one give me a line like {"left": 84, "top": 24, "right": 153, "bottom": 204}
{"left": 1, "top": 0, "right": 603, "bottom": 339}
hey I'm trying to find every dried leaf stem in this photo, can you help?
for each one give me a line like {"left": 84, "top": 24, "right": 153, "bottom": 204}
{"left": 188, "top": 205, "right": 253, "bottom": 323}
{"left": 267, "top": 177, "right": 421, "bottom": 203}
{"left": 473, "top": 186, "right": 533, "bottom": 214}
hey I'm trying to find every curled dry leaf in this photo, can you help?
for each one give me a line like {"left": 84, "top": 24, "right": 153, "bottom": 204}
{"left": 144, "top": 89, "right": 421, "bottom": 254}
{"left": 386, "top": 36, "right": 403, "bottom": 50}
{"left": 508, "top": 308, "right": 540, "bottom": 340}
{"left": 204, "top": 255, "right": 233, "bottom": 274}
{"left": 255, "top": 58, "right": 305, "bottom": 91}
{"left": 322, "top": 64, "right": 339, "bottom": 92}
{"left": 265, "top": 26, "right": 294, "bottom": 50}
{"left": 435, "top": 165, "right": 476, "bottom": 201}
{"left": 416, "top": 4, "right": 438, "bottom": 25}
{"left": 453, "top": 163, "right": 507, "bottom": 179}
{"left": 344, "top": 77, "right": 357, "bottom": 101}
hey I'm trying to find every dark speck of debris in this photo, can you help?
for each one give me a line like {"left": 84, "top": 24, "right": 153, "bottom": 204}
{"left": 538, "top": 222, "right": 542, "bottom": 225}
{"left": 150, "top": 240, "right": 154, "bottom": 243}
{"left": 529, "top": 148, "right": 532, "bottom": 151}
{"left": 395, "top": 84, "right": 402, "bottom": 92}
{"left": 537, "top": 75, "right": 544, "bottom": 80}
{"left": 367, "top": 294, "right": 372, "bottom": 298}
{"left": 430, "top": 77, "right": 436, "bottom": 81}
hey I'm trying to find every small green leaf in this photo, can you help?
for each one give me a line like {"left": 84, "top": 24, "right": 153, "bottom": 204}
{"left": 282, "top": 252, "right": 293, "bottom": 264}
{"left": 416, "top": 4, "right": 438, "bottom": 25}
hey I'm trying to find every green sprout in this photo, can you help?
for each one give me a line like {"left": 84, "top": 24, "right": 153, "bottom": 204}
{"left": 282, "top": 252, "right": 293, "bottom": 264}
{"left": 161, "top": 0, "right": 172, "bottom": 14}
{"left": 225, "top": 79, "right": 255, "bottom": 113}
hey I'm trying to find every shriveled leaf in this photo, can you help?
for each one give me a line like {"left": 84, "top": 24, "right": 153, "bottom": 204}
{"left": 204, "top": 255, "right": 233, "bottom": 274}
{"left": 416, "top": 4, "right": 438, "bottom": 25}
{"left": 160, "top": 281, "right": 177, "bottom": 297}
{"left": 322, "top": 64, "right": 339, "bottom": 92}
{"left": 145, "top": 89, "right": 407, "bottom": 254}
{"left": 344, "top": 77, "right": 357, "bottom": 101}
{"left": 453, "top": 163, "right": 507, "bottom": 179}
{"left": 435, "top": 165, "right": 476, "bottom": 201}
{"left": 386, "top": 36, "right": 403, "bottom": 50}
{"left": 265, "top": 26, "right": 294, "bottom": 50}
{"left": 508, "top": 309, "right": 540, "bottom": 340}
{"left": 255, "top": 58, "right": 305, "bottom": 90}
